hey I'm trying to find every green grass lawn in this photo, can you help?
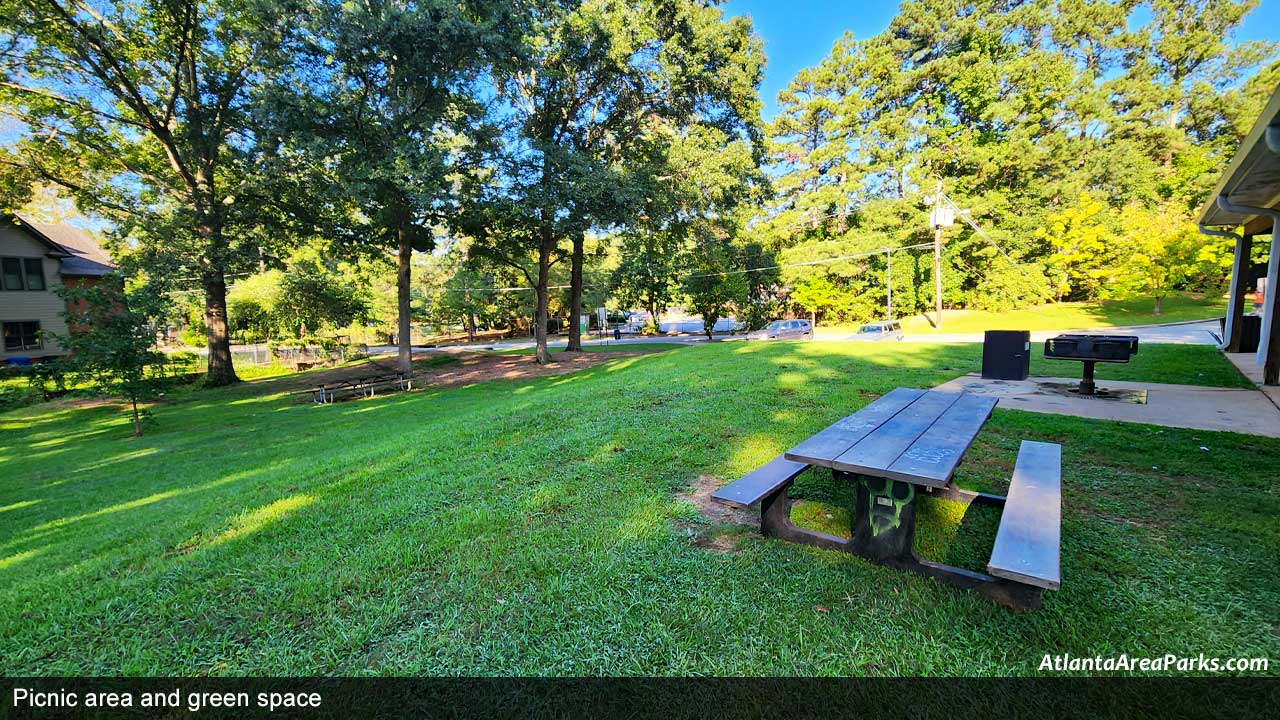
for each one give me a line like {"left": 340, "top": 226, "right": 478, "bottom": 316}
{"left": 1028, "top": 343, "right": 1253, "bottom": 388}
{"left": 882, "top": 293, "right": 1227, "bottom": 335}
{"left": 1, "top": 341, "right": 1275, "bottom": 675}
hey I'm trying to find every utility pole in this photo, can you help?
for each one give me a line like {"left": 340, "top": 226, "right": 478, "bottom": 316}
{"left": 884, "top": 246, "right": 892, "bottom": 321}
{"left": 932, "top": 179, "right": 944, "bottom": 331}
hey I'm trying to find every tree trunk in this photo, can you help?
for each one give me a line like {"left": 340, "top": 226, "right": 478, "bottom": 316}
{"left": 466, "top": 308, "right": 476, "bottom": 342}
{"left": 567, "top": 232, "right": 585, "bottom": 352}
{"left": 396, "top": 224, "right": 413, "bottom": 374}
{"left": 203, "top": 268, "right": 239, "bottom": 386}
{"left": 1153, "top": 296, "right": 1163, "bottom": 316}
{"left": 534, "top": 242, "right": 554, "bottom": 365}
{"left": 131, "top": 397, "right": 141, "bottom": 438}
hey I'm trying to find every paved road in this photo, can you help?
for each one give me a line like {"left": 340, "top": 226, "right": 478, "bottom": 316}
{"left": 365, "top": 319, "right": 1220, "bottom": 356}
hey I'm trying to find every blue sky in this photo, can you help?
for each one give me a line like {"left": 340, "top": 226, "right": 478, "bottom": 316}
{"left": 724, "top": 0, "right": 1280, "bottom": 120}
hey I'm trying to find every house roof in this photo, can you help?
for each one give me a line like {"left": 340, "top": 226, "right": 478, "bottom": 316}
{"left": 1197, "top": 82, "right": 1280, "bottom": 233}
{"left": 9, "top": 212, "right": 115, "bottom": 277}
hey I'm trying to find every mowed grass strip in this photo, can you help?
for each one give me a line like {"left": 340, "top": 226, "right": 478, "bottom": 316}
{"left": 0, "top": 341, "right": 1275, "bottom": 675}
{"left": 892, "top": 293, "right": 1227, "bottom": 335}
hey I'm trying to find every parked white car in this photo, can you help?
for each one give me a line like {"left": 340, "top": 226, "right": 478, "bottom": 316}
{"left": 853, "top": 320, "right": 904, "bottom": 341}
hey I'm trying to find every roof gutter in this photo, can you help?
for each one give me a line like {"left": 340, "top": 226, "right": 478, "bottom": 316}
{"left": 1215, "top": 194, "right": 1280, "bottom": 367}
{"left": 1198, "top": 223, "right": 1243, "bottom": 350}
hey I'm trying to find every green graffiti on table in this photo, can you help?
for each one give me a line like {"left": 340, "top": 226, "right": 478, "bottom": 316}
{"left": 867, "top": 480, "right": 914, "bottom": 537}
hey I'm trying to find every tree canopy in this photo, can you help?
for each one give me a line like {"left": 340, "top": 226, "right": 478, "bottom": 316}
{"left": 2, "top": 0, "right": 1275, "bottom": 378}
{"left": 758, "top": 0, "right": 1277, "bottom": 321}
{"left": 0, "top": 0, "right": 298, "bottom": 384}
{"left": 463, "top": 0, "right": 765, "bottom": 362}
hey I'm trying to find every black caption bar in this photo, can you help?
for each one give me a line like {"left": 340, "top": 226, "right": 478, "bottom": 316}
{"left": 1, "top": 678, "right": 1276, "bottom": 720}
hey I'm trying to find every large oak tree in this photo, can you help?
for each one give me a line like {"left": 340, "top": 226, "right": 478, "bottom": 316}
{"left": 0, "top": 0, "right": 293, "bottom": 384}
{"left": 466, "top": 0, "right": 764, "bottom": 363}
{"left": 259, "top": 0, "right": 522, "bottom": 374}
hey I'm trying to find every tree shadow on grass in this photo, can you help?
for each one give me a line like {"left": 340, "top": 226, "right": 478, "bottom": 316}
{"left": 2, "top": 338, "right": 1277, "bottom": 673}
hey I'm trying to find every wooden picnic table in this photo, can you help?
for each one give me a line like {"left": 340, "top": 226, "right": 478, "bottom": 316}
{"left": 785, "top": 387, "right": 995, "bottom": 487}
{"left": 713, "top": 387, "right": 1062, "bottom": 610}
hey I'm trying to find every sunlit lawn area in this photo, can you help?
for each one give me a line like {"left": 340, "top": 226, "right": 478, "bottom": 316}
{"left": 1, "top": 341, "right": 1275, "bottom": 675}
{"left": 877, "top": 293, "right": 1228, "bottom": 335}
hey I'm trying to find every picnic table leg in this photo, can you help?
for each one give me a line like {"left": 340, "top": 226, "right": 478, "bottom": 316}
{"left": 838, "top": 471, "right": 1042, "bottom": 610}
{"left": 844, "top": 473, "right": 918, "bottom": 562}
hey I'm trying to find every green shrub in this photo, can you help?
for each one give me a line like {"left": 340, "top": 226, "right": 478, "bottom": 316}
{"left": 302, "top": 335, "right": 339, "bottom": 351}
{"left": 26, "top": 361, "right": 69, "bottom": 396}
{"left": 0, "top": 381, "right": 43, "bottom": 413}
{"left": 179, "top": 323, "right": 207, "bottom": 348}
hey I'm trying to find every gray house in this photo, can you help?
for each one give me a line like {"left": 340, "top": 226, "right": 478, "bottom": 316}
{"left": 1, "top": 213, "right": 114, "bottom": 362}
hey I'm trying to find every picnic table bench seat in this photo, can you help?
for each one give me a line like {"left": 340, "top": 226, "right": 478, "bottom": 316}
{"left": 711, "top": 456, "right": 810, "bottom": 508}
{"left": 708, "top": 388, "right": 1064, "bottom": 610}
{"left": 987, "top": 440, "right": 1062, "bottom": 590}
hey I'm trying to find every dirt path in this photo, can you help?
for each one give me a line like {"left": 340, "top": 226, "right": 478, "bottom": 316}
{"left": 251, "top": 349, "right": 659, "bottom": 398}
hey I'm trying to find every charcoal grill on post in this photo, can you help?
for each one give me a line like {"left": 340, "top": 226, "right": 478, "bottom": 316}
{"left": 1043, "top": 334, "right": 1139, "bottom": 396}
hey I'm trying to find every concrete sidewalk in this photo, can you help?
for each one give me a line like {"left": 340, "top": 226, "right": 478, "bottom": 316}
{"left": 934, "top": 373, "right": 1280, "bottom": 438}
{"left": 1224, "top": 352, "right": 1280, "bottom": 411}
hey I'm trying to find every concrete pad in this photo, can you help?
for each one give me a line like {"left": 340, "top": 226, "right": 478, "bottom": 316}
{"left": 934, "top": 374, "right": 1280, "bottom": 438}
{"left": 1224, "top": 352, "right": 1280, "bottom": 409}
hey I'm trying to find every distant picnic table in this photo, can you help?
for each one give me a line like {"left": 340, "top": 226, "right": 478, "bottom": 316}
{"left": 306, "top": 370, "right": 413, "bottom": 404}
{"left": 713, "top": 387, "right": 1062, "bottom": 610}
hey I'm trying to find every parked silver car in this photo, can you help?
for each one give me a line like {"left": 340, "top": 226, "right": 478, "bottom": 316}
{"left": 853, "top": 320, "right": 904, "bottom": 341}
{"left": 750, "top": 319, "right": 814, "bottom": 341}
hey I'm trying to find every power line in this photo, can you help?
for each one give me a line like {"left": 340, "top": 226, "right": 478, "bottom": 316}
{"left": 773, "top": 225, "right": 922, "bottom": 251}
{"left": 937, "top": 188, "right": 1050, "bottom": 306}
{"left": 939, "top": 191, "right": 1027, "bottom": 267}
{"left": 681, "top": 241, "right": 934, "bottom": 279}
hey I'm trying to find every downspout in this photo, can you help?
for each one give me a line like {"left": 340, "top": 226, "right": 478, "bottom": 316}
{"left": 1198, "top": 223, "right": 1243, "bottom": 350}
{"left": 1216, "top": 195, "right": 1280, "bottom": 368}
{"left": 1266, "top": 125, "right": 1280, "bottom": 154}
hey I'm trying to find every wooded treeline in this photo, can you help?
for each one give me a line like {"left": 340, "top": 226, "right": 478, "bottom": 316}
{"left": 763, "top": 0, "right": 1277, "bottom": 322}
{"left": 1, "top": 0, "right": 1275, "bottom": 382}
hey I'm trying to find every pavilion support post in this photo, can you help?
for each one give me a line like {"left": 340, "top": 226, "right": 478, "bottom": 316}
{"left": 1200, "top": 224, "right": 1247, "bottom": 352}
{"left": 1266, "top": 304, "right": 1280, "bottom": 385}
{"left": 1228, "top": 234, "right": 1253, "bottom": 352}
{"left": 1213, "top": 197, "right": 1280, "bottom": 385}
{"left": 1261, "top": 222, "right": 1280, "bottom": 385}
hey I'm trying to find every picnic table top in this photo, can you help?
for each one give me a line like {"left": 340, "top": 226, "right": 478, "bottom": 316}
{"left": 783, "top": 387, "right": 997, "bottom": 488}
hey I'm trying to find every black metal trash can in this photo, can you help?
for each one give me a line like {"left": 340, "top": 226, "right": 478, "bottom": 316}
{"left": 1219, "top": 315, "right": 1262, "bottom": 352}
{"left": 982, "top": 330, "right": 1031, "bottom": 380}
{"left": 1241, "top": 315, "right": 1262, "bottom": 353}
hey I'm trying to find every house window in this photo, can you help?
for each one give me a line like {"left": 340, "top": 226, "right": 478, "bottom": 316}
{"left": 0, "top": 257, "right": 46, "bottom": 291}
{"left": 23, "top": 259, "right": 45, "bottom": 290}
{"left": 3, "top": 321, "right": 43, "bottom": 352}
